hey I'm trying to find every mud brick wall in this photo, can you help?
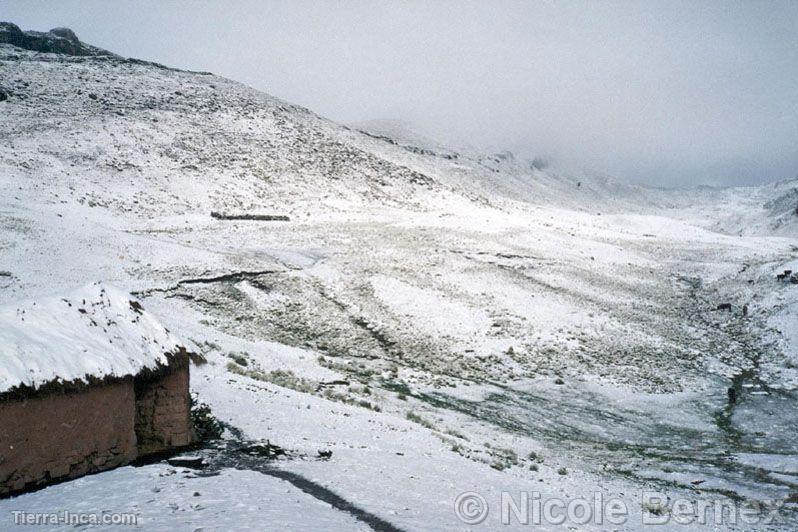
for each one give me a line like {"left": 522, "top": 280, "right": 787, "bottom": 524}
{"left": 0, "top": 379, "right": 137, "bottom": 496}
{"left": 134, "top": 366, "right": 192, "bottom": 455}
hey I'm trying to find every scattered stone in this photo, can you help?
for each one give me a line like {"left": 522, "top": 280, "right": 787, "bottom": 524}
{"left": 238, "top": 440, "right": 286, "bottom": 459}
{"left": 166, "top": 456, "right": 205, "bottom": 469}
{"left": 643, "top": 503, "right": 666, "bottom": 516}
{"left": 716, "top": 303, "right": 732, "bottom": 311}
{"left": 316, "top": 380, "right": 350, "bottom": 391}
{"left": 777, "top": 270, "right": 796, "bottom": 282}
{"left": 210, "top": 211, "right": 290, "bottom": 222}
{"left": 554, "top": 378, "right": 565, "bottom": 385}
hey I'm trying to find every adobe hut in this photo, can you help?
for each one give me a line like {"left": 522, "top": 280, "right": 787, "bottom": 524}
{"left": 0, "top": 284, "right": 194, "bottom": 496}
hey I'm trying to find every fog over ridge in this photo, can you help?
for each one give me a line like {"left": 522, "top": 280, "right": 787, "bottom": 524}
{"left": 2, "top": 0, "right": 796, "bottom": 186}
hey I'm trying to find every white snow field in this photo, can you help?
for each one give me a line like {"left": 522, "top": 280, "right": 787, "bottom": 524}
{"left": 0, "top": 283, "right": 185, "bottom": 392}
{"left": 0, "top": 34, "right": 797, "bottom": 530}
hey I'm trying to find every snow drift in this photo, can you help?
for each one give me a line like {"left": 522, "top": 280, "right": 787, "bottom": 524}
{"left": 0, "top": 283, "right": 185, "bottom": 393}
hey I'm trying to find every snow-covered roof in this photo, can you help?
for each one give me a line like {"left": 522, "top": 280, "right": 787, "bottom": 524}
{"left": 0, "top": 283, "right": 185, "bottom": 393}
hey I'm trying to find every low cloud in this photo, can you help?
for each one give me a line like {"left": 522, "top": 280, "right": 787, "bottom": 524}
{"left": 4, "top": 0, "right": 797, "bottom": 186}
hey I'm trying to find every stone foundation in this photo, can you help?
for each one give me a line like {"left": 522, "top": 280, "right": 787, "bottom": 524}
{"left": 135, "top": 367, "right": 193, "bottom": 455}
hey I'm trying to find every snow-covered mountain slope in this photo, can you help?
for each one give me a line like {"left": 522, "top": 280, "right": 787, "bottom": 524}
{"left": 351, "top": 118, "right": 663, "bottom": 213}
{"left": 664, "top": 179, "right": 798, "bottom": 237}
{"left": 1, "top": 27, "right": 798, "bottom": 530}
{"left": 0, "top": 45, "right": 444, "bottom": 220}
{"left": 350, "top": 118, "right": 453, "bottom": 154}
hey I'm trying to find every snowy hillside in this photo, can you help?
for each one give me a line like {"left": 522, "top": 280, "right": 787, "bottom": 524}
{"left": 664, "top": 179, "right": 798, "bottom": 237}
{"left": 1, "top": 25, "right": 797, "bottom": 530}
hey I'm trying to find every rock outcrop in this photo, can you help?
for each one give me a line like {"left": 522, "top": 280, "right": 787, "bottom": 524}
{"left": 0, "top": 21, "right": 116, "bottom": 57}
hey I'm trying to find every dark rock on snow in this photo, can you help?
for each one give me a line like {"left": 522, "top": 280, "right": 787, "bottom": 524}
{"left": 166, "top": 456, "right": 206, "bottom": 469}
{"left": 727, "top": 387, "right": 737, "bottom": 405}
{"left": 211, "top": 211, "right": 290, "bottom": 222}
{"left": 238, "top": 440, "right": 286, "bottom": 459}
{"left": 0, "top": 22, "right": 117, "bottom": 57}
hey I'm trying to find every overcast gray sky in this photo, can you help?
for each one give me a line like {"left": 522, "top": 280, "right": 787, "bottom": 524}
{"left": 2, "top": 0, "right": 797, "bottom": 186}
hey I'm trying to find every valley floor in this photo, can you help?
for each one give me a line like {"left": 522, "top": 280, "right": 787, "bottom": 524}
{"left": 2, "top": 198, "right": 797, "bottom": 530}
